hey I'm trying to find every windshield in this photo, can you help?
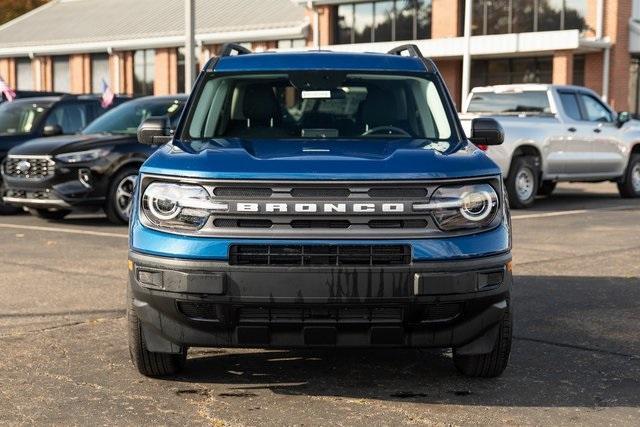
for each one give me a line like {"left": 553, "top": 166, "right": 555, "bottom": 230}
{"left": 185, "top": 73, "right": 452, "bottom": 140}
{"left": 0, "top": 101, "right": 50, "bottom": 136}
{"left": 82, "top": 98, "right": 184, "bottom": 135}
{"left": 467, "top": 91, "right": 551, "bottom": 114}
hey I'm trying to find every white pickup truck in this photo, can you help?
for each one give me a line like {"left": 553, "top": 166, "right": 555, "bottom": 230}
{"left": 459, "top": 84, "right": 640, "bottom": 208}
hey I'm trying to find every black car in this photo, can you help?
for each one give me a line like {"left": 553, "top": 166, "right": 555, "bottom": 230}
{"left": 0, "top": 94, "right": 128, "bottom": 213}
{"left": 2, "top": 95, "right": 187, "bottom": 223}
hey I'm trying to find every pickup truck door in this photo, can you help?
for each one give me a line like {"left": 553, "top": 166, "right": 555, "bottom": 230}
{"left": 556, "top": 91, "right": 593, "bottom": 176}
{"left": 577, "top": 93, "right": 627, "bottom": 177}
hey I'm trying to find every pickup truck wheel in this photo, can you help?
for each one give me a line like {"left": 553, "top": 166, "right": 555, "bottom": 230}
{"left": 453, "top": 303, "right": 513, "bottom": 378}
{"left": 105, "top": 168, "right": 138, "bottom": 224}
{"left": 506, "top": 156, "right": 539, "bottom": 208}
{"left": 538, "top": 180, "right": 557, "bottom": 196}
{"left": 31, "top": 208, "right": 71, "bottom": 220}
{"left": 128, "top": 301, "right": 186, "bottom": 377}
{"left": 617, "top": 155, "right": 640, "bottom": 198}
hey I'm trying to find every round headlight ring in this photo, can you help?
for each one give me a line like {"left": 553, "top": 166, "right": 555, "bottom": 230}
{"left": 459, "top": 190, "right": 494, "bottom": 221}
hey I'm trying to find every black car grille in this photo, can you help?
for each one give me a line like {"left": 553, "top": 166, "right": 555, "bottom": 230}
{"left": 229, "top": 244, "right": 411, "bottom": 266}
{"left": 4, "top": 157, "right": 54, "bottom": 179}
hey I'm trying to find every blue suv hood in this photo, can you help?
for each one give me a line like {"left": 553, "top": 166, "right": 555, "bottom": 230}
{"left": 140, "top": 138, "right": 501, "bottom": 180}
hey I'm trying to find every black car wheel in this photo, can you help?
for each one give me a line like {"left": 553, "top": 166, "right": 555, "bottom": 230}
{"left": 31, "top": 208, "right": 71, "bottom": 220}
{"left": 617, "top": 154, "right": 640, "bottom": 198}
{"left": 506, "top": 156, "right": 539, "bottom": 209}
{"left": 105, "top": 167, "right": 138, "bottom": 224}
{"left": 453, "top": 302, "right": 513, "bottom": 378}
{"left": 128, "top": 300, "right": 186, "bottom": 377}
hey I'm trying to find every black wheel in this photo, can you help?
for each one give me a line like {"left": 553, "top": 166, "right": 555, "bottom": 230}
{"left": 0, "top": 179, "right": 22, "bottom": 215}
{"left": 538, "top": 180, "right": 557, "bottom": 196}
{"left": 453, "top": 303, "right": 513, "bottom": 378}
{"left": 105, "top": 167, "right": 138, "bottom": 224}
{"left": 31, "top": 208, "right": 71, "bottom": 220}
{"left": 617, "top": 155, "right": 640, "bottom": 198}
{"left": 128, "top": 300, "right": 186, "bottom": 377}
{"left": 506, "top": 156, "right": 539, "bottom": 209}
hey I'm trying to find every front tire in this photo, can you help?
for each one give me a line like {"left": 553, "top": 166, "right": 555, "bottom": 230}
{"left": 31, "top": 208, "right": 71, "bottom": 220}
{"left": 128, "top": 301, "right": 186, "bottom": 377}
{"left": 105, "top": 167, "right": 138, "bottom": 224}
{"left": 453, "top": 304, "right": 513, "bottom": 378}
{"left": 506, "top": 156, "right": 539, "bottom": 209}
{"left": 617, "top": 155, "right": 640, "bottom": 198}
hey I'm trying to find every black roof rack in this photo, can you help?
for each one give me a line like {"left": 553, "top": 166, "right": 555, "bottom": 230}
{"left": 219, "top": 43, "right": 252, "bottom": 57}
{"left": 387, "top": 44, "right": 436, "bottom": 73}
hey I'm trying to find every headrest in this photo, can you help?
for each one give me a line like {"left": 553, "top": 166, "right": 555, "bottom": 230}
{"left": 360, "top": 86, "right": 400, "bottom": 128}
{"left": 242, "top": 84, "right": 279, "bottom": 126}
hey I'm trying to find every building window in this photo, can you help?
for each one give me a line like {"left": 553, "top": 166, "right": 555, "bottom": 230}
{"left": 276, "top": 39, "right": 307, "bottom": 49}
{"left": 91, "top": 53, "right": 110, "bottom": 94}
{"left": 52, "top": 56, "right": 70, "bottom": 92}
{"left": 471, "top": 57, "right": 553, "bottom": 88}
{"left": 335, "top": 0, "right": 431, "bottom": 44}
{"left": 572, "top": 54, "right": 585, "bottom": 86}
{"left": 177, "top": 47, "right": 185, "bottom": 94}
{"left": 471, "top": 0, "right": 587, "bottom": 35}
{"left": 15, "top": 58, "right": 33, "bottom": 90}
{"left": 133, "top": 49, "right": 155, "bottom": 96}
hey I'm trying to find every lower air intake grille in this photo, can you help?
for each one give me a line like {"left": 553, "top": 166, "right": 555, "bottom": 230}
{"left": 177, "top": 301, "right": 218, "bottom": 320}
{"left": 229, "top": 244, "right": 411, "bottom": 266}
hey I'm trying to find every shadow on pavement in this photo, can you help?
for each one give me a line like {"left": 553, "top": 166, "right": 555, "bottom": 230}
{"left": 164, "top": 275, "right": 640, "bottom": 409}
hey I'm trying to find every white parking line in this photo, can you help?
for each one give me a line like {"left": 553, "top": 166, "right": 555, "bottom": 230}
{"left": 512, "top": 209, "right": 588, "bottom": 220}
{"left": 0, "top": 223, "right": 128, "bottom": 239}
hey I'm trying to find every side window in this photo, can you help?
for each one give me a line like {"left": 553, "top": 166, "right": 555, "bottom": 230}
{"left": 559, "top": 92, "right": 582, "bottom": 121}
{"left": 580, "top": 94, "right": 613, "bottom": 122}
{"left": 45, "top": 103, "right": 90, "bottom": 134}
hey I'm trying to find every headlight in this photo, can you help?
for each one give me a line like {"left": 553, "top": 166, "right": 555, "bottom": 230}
{"left": 55, "top": 148, "right": 110, "bottom": 163}
{"left": 141, "top": 182, "right": 222, "bottom": 231}
{"left": 415, "top": 184, "right": 499, "bottom": 231}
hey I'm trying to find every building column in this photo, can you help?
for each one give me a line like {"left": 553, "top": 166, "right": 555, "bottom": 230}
{"left": 436, "top": 59, "right": 462, "bottom": 109}
{"left": 552, "top": 51, "right": 574, "bottom": 85}
{"left": 0, "top": 58, "right": 16, "bottom": 87}
{"left": 31, "top": 56, "right": 52, "bottom": 91}
{"left": 69, "top": 54, "right": 91, "bottom": 93}
{"left": 154, "top": 48, "right": 173, "bottom": 95}
{"left": 584, "top": 52, "right": 604, "bottom": 95}
{"left": 431, "top": 0, "right": 462, "bottom": 38}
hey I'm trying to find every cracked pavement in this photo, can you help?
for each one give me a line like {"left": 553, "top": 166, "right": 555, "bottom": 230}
{"left": 0, "top": 182, "right": 639, "bottom": 425}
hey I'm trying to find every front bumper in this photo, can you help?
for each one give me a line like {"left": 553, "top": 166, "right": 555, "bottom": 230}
{"left": 129, "top": 250, "right": 512, "bottom": 352}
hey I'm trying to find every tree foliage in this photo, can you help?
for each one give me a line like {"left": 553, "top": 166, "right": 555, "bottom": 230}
{"left": 0, "top": 0, "right": 49, "bottom": 26}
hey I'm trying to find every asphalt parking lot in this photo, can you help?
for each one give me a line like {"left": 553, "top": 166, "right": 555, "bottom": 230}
{"left": 1, "top": 182, "right": 639, "bottom": 426}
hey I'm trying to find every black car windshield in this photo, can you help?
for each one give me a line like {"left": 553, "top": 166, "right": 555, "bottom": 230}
{"left": 184, "top": 72, "right": 453, "bottom": 140}
{"left": 0, "top": 101, "right": 51, "bottom": 136}
{"left": 82, "top": 98, "right": 184, "bottom": 135}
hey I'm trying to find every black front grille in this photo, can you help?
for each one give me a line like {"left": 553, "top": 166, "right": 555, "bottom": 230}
{"left": 213, "top": 187, "right": 273, "bottom": 198}
{"left": 238, "top": 305, "right": 403, "bottom": 323}
{"left": 229, "top": 244, "right": 411, "bottom": 266}
{"left": 4, "top": 157, "right": 54, "bottom": 179}
{"left": 177, "top": 301, "right": 218, "bottom": 320}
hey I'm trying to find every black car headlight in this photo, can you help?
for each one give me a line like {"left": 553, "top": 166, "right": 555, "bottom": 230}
{"left": 141, "top": 182, "right": 224, "bottom": 231}
{"left": 415, "top": 183, "right": 499, "bottom": 231}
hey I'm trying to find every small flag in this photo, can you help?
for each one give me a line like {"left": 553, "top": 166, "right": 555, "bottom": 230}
{"left": 100, "top": 78, "right": 115, "bottom": 108}
{"left": 0, "top": 76, "right": 16, "bottom": 102}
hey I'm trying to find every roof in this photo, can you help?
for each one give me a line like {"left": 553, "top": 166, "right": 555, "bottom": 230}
{"left": 214, "top": 51, "right": 428, "bottom": 73}
{"left": 0, "top": 0, "right": 308, "bottom": 57}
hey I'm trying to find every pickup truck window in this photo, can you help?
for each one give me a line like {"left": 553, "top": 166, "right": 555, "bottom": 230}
{"left": 186, "top": 73, "right": 452, "bottom": 140}
{"left": 467, "top": 91, "right": 551, "bottom": 114}
{"left": 559, "top": 92, "right": 581, "bottom": 121}
{"left": 580, "top": 94, "right": 613, "bottom": 122}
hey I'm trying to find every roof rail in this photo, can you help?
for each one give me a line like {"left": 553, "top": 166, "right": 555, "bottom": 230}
{"left": 387, "top": 44, "right": 436, "bottom": 73}
{"left": 387, "top": 44, "right": 423, "bottom": 58}
{"left": 219, "top": 43, "right": 252, "bottom": 57}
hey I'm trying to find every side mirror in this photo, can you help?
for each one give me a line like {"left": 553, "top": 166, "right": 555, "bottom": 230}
{"left": 470, "top": 117, "right": 504, "bottom": 146}
{"left": 137, "top": 116, "right": 173, "bottom": 145}
{"left": 42, "top": 124, "right": 63, "bottom": 137}
{"left": 617, "top": 111, "right": 630, "bottom": 127}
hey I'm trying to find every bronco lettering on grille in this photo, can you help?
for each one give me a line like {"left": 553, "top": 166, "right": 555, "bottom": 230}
{"left": 233, "top": 202, "right": 405, "bottom": 214}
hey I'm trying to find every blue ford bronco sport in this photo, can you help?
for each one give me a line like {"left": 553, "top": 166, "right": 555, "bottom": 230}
{"left": 128, "top": 44, "right": 512, "bottom": 378}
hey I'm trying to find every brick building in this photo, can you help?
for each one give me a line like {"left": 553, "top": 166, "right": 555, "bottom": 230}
{"left": 1, "top": 0, "right": 639, "bottom": 112}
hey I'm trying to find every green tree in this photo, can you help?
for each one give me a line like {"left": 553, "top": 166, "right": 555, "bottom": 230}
{"left": 0, "top": 0, "right": 49, "bottom": 26}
